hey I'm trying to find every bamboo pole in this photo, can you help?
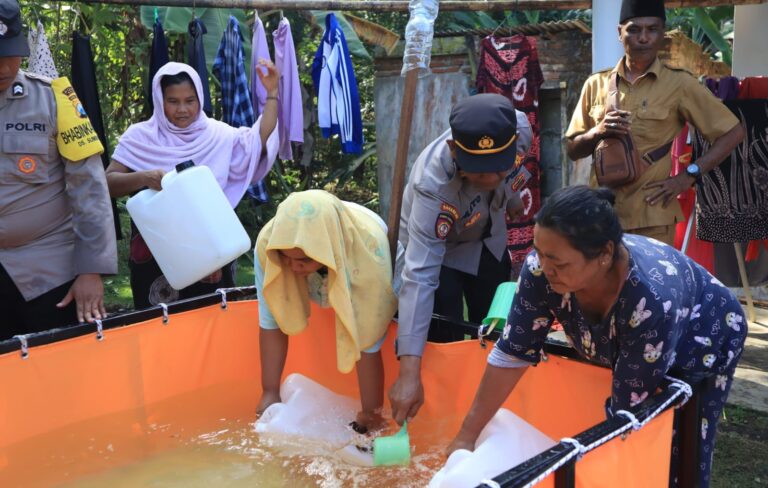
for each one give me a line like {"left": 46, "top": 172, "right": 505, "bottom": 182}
{"left": 73, "top": 0, "right": 768, "bottom": 11}
{"left": 387, "top": 68, "right": 418, "bottom": 265}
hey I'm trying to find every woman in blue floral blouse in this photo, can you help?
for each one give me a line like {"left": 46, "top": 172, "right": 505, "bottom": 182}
{"left": 447, "top": 186, "right": 747, "bottom": 487}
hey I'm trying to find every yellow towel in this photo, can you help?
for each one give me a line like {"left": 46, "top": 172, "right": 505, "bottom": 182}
{"left": 256, "top": 190, "right": 397, "bottom": 373}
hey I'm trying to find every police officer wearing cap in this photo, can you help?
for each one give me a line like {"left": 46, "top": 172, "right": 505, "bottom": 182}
{"left": 389, "top": 93, "right": 532, "bottom": 425}
{"left": 0, "top": 0, "right": 117, "bottom": 340}
{"left": 566, "top": 0, "right": 744, "bottom": 245}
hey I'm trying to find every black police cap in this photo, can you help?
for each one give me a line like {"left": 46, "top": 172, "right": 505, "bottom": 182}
{"left": 449, "top": 93, "right": 518, "bottom": 174}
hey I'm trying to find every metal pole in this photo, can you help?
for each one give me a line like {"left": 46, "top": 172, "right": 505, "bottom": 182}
{"left": 733, "top": 242, "right": 757, "bottom": 322}
{"left": 72, "top": 0, "right": 768, "bottom": 11}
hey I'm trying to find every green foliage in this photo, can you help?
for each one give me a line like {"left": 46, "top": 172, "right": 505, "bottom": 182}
{"left": 667, "top": 6, "right": 734, "bottom": 66}
{"left": 310, "top": 11, "right": 371, "bottom": 59}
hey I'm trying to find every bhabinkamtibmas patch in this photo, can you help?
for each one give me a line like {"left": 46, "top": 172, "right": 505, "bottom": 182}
{"left": 51, "top": 77, "right": 104, "bottom": 161}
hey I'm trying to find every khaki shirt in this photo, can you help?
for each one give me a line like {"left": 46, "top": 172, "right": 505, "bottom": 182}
{"left": 566, "top": 57, "right": 739, "bottom": 230}
{"left": 397, "top": 112, "right": 532, "bottom": 357}
{"left": 0, "top": 70, "right": 117, "bottom": 301}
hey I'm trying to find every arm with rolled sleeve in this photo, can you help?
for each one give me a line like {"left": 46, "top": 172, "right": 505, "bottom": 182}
{"left": 64, "top": 153, "right": 118, "bottom": 276}
{"left": 396, "top": 187, "right": 450, "bottom": 357}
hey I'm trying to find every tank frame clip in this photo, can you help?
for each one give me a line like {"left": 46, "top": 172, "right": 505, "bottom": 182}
{"left": 14, "top": 334, "right": 29, "bottom": 360}
{"left": 159, "top": 302, "right": 169, "bottom": 324}
{"left": 216, "top": 288, "right": 228, "bottom": 310}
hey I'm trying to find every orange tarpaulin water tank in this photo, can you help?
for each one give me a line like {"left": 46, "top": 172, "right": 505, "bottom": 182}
{"left": 0, "top": 301, "right": 674, "bottom": 487}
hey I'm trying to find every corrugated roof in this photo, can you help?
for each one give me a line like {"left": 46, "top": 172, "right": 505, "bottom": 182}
{"left": 433, "top": 19, "right": 591, "bottom": 38}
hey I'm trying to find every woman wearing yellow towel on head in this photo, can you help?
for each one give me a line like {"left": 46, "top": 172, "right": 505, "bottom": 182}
{"left": 254, "top": 190, "right": 398, "bottom": 432}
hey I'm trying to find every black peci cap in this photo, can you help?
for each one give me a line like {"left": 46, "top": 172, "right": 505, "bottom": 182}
{"left": 0, "top": 0, "right": 28, "bottom": 57}
{"left": 449, "top": 93, "right": 518, "bottom": 174}
{"left": 620, "top": 0, "right": 666, "bottom": 24}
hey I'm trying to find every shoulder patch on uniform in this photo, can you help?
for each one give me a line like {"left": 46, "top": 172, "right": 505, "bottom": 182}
{"left": 440, "top": 202, "right": 460, "bottom": 220}
{"left": 11, "top": 81, "right": 23, "bottom": 96}
{"left": 435, "top": 211, "right": 455, "bottom": 240}
{"left": 52, "top": 77, "right": 104, "bottom": 161}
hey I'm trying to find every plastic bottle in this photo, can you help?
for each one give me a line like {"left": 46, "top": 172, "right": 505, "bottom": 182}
{"left": 126, "top": 161, "right": 251, "bottom": 290}
{"left": 428, "top": 409, "right": 556, "bottom": 488}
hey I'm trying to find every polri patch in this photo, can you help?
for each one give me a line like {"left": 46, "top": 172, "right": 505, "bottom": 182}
{"left": 17, "top": 155, "right": 37, "bottom": 174}
{"left": 435, "top": 212, "right": 454, "bottom": 240}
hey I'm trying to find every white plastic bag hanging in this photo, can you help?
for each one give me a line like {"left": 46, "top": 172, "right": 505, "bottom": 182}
{"left": 401, "top": 0, "right": 439, "bottom": 77}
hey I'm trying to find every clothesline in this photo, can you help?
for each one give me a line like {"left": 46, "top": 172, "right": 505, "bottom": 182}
{"left": 69, "top": 0, "right": 766, "bottom": 12}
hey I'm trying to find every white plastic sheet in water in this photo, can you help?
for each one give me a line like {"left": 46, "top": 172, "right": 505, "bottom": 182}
{"left": 429, "top": 408, "right": 557, "bottom": 488}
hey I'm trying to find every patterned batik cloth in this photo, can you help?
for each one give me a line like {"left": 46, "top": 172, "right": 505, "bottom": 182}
{"left": 27, "top": 20, "right": 58, "bottom": 79}
{"left": 671, "top": 124, "right": 715, "bottom": 275}
{"left": 497, "top": 234, "right": 747, "bottom": 488}
{"left": 692, "top": 100, "right": 768, "bottom": 243}
{"left": 213, "top": 15, "right": 268, "bottom": 203}
{"left": 475, "top": 35, "right": 544, "bottom": 274}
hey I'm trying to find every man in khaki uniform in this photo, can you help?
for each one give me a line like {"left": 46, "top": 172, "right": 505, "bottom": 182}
{"left": 565, "top": 0, "right": 744, "bottom": 245}
{"left": 0, "top": 0, "right": 117, "bottom": 340}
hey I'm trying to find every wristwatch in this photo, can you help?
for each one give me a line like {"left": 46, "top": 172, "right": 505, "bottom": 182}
{"left": 685, "top": 163, "right": 702, "bottom": 183}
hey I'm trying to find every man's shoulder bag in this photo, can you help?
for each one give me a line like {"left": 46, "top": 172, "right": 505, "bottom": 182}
{"left": 593, "top": 73, "right": 671, "bottom": 188}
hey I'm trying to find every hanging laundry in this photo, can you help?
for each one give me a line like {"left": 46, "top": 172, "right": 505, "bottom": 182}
{"left": 213, "top": 15, "right": 268, "bottom": 203}
{"left": 671, "top": 124, "right": 714, "bottom": 274}
{"left": 70, "top": 32, "right": 122, "bottom": 238}
{"left": 311, "top": 13, "right": 363, "bottom": 155}
{"left": 186, "top": 17, "right": 213, "bottom": 117}
{"left": 692, "top": 99, "right": 768, "bottom": 243}
{"left": 738, "top": 76, "right": 768, "bottom": 100}
{"left": 273, "top": 17, "right": 303, "bottom": 161}
{"left": 704, "top": 76, "right": 740, "bottom": 101}
{"left": 250, "top": 14, "right": 271, "bottom": 117}
{"left": 27, "top": 20, "right": 58, "bottom": 79}
{"left": 147, "top": 16, "right": 169, "bottom": 115}
{"left": 475, "top": 34, "right": 544, "bottom": 275}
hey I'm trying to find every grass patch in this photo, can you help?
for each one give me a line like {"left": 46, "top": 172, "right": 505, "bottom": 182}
{"left": 712, "top": 404, "right": 768, "bottom": 487}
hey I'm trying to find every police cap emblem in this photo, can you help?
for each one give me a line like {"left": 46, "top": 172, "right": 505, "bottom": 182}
{"left": 0, "top": 21, "right": 7, "bottom": 37}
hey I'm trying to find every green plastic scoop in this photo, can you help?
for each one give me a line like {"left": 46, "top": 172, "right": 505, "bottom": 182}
{"left": 482, "top": 281, "right": 518, "bottom": 331}
{"left": 373, "top": 421, "right": 410, "bottom": 466}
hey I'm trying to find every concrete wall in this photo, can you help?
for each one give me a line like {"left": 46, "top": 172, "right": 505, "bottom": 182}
{"left": 733, "top": 4, "right": 768, "bottom": 78}
{"left": 374, "top": 51, "right": 471, "bottom": 221}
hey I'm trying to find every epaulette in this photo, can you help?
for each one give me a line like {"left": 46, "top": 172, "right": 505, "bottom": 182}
{"left": 22, "top": 71, "right": 53, "bottom": 85}
{"left": 590, "top": 67, "right": 613, "bottom": 77}
{"left": 661, "top": 62, "right": 695, "bottom": 76}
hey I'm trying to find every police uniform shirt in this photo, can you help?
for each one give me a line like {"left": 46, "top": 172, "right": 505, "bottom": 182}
{"left": 396, "top": 114, "right": 531, "bottom": 357}
{"left": 566, "top": 57, "right": 739, "bottom": 231}
{"left": 0, "top": 70, "right": 117, "bottom": 301}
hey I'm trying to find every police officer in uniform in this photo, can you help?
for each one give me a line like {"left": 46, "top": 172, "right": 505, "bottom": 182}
{"left": 389, "top": 94, "right": 532, "bottom": 424}
{"left": 0, "top": 0, "right": 117, "bottom": 340}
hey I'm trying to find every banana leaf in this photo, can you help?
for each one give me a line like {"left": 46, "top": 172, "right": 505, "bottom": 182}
{"left": 310, "top": 11, "right": 370, "bottom": 60}
{"left": 693, "top": 7, "right": 732, "bottom": 66}
{"left": 139, "top": 7, "right": 252, "bottom": 73}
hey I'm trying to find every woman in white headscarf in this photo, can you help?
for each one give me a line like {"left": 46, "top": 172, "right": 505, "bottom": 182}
{"left": 105, "top": 61, "right": 279, "bottom": 308}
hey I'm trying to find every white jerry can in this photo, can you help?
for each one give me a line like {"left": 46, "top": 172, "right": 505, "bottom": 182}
{"left": 126, "top": 161, "right": 251, "bottom": 290}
